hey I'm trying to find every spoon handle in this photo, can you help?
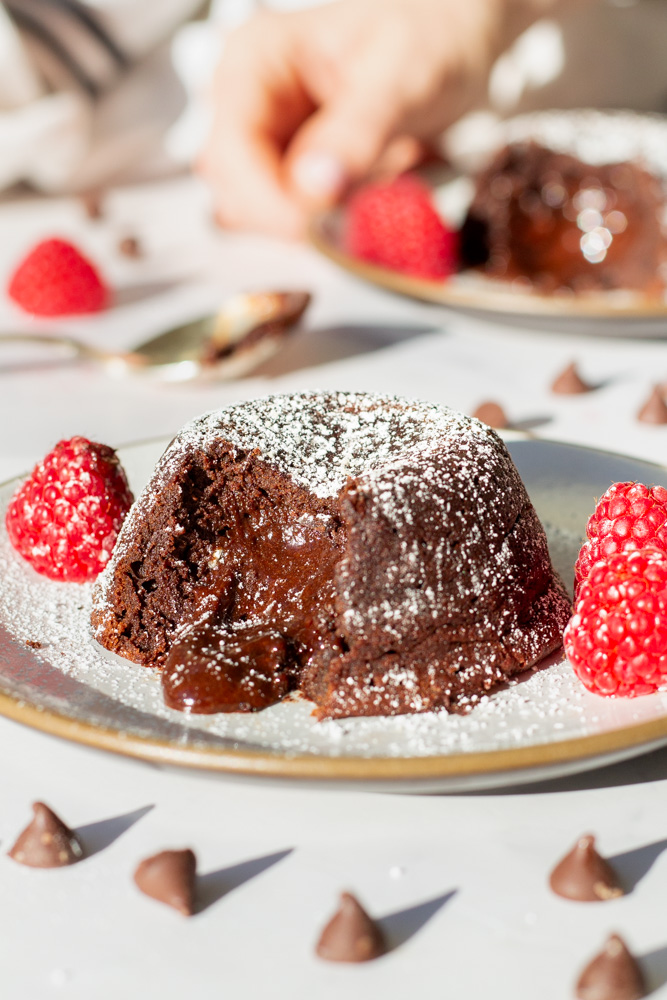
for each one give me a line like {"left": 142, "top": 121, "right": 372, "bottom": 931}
{"left": 0, "top": 332, "right": 108, "bottom": 360}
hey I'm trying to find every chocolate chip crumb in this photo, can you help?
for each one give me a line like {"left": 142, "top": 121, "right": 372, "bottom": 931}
{"left": 316, "top": 892, "right": 386, "bottom": 962}
{"left": 134, "top": 848, "right": 197, "bottom": 915}
{"left": 8, "top": 802, "right": 84, "bottom": 868}
{"left": 25, "top": 639, "right": 42, "bottom": 649}
{"left": 551, "top": 362, "right": 594, "bottom": 395}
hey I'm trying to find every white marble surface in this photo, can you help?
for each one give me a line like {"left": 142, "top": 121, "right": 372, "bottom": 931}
{"left": 2, "top": 175, "right": 667, "bottom": 998}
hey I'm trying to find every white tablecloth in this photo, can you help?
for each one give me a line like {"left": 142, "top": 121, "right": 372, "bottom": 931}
{"left": 1, "top": 175, "right": 667, "bottom": 999}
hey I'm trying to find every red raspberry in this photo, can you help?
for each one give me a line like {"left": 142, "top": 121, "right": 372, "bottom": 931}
{"left": 345, "top": 175, "right": 459, "bottom": 280}
{"left": 575, "top": 482, "right": 667, "bottom": 588}
{"left": 8, "top": 238, "right": 109, "bottom": 316}
{"left": 564, "top": 549, "right": 667, "bottom": 697}
{"left": 6, "top": 437, "right": 133, "bottom": 582}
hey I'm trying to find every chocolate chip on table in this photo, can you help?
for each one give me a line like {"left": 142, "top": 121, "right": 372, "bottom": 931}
{"left": 472, "top": 401, "right": 510, "bottom": 429}
{"left": 549, "top": 834, "right": 623, "bottom": 902}
{"left": 551, "top": 361, "right": 595, "bottom": 395}
{"left": 316, "top": 892, "right": 386, "bottom": 963}
{"left": 134, "top": 848, "right": 197, "bottom": 916}
{"left": 118, "top": 236, "right": 142, "bottom": 258}
{"left": 25, "top": 639, "right": 42, "bottom": 649}
{"left": 575, "top": 934, "right": 645, "bottom": 1000}
{"left": 81, "top": 191, "right": 104, "bottom": 220}
{"left": 8, "top": 802, "right": 84, "bottom": 868}
{"left": 637, "top": 385, "right": 667, "bottom": 425}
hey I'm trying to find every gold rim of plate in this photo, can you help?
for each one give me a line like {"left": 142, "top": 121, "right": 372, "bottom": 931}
{"left": 2, "top": 686, "right": 667, "bottom": 780}
{"left": 309, "top": 211, "right": 667, "bottom": 320}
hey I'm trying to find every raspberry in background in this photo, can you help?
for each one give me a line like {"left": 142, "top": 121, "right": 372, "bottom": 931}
{"left": 6, "top": 437, "right": 133, "bottom": 582}
{"left": 575, "top": 481, "right": 667, "bottom": 588}
{"left": 8, "top": 238, "right": 109, "bottom": 316}
{"left": 564, "top": 549, "right": 667, "bottom": 697}
{"left": 345, "top": 175, "right": 458, "bottom": 280}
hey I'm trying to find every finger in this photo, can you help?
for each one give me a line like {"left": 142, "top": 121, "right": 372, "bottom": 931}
{"left": 285, "top": 29, "right": 413, "bottom": 206}
{"left": 202, "top": 126, "right": 306, "bottom": 239}
{"left": 373, "top": 136, "right": 428, "bottom": 179}
{"left": 286, "top": 90, "right": 400, "bottom": 208}
{"left": 201, "top": 17, "right": 312, "bottom": 238}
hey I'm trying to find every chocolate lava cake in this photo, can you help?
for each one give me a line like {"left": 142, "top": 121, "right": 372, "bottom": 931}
{"left": 461, "top": 140, "right": 667, "bottom": 294}
{"left": 91, "top": 392, "right": 570, "bottom": 720}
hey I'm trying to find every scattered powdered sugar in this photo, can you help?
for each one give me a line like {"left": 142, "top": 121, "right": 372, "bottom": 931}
{"left": 2, "top": 458, "right": 667, "bottom": 761}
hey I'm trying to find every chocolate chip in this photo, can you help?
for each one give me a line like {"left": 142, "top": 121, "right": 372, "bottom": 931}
{"left": 133, "top": 848, "right": 197, "bottom": 915}
{"left": 118, "top": 236, "right": 142, "bottom": 258}
{"left": 549, "top": 834, "right": 623, "bottom": 902}
{"left": 8, "top": 802, "right": 84, "bottom": 868}
{"left": 576, "top": 934, "right": 645, "bottom": 1000}
{"left": 551, "top": 362, "right": 594, "bottom": 395}
{"left": 81, "top": 192, "right": 104, "bottom": 220}
{"left": 637, "top": 386, "right": 667, "bottom": 425}
{"left": 25, "top": 639, "right": 42, "bottom": 649}
{"left": 315, "top": 892, "right": 386, "bottom": 962}
{"left": 472, "top": 401, "right": 510, "bottom": 429}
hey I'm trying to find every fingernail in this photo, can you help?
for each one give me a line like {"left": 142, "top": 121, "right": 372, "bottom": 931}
{"left": 291, "top": 152, "right": 346, "bottom": 202}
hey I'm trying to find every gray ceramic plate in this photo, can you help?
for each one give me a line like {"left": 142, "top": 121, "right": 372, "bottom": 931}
{"left": 1, "top": 436, "right": 667, "bottom": 793}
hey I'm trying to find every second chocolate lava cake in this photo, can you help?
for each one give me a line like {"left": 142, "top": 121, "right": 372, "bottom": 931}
{"left": 92, "top": 392, "right": 570, "bottom": 720}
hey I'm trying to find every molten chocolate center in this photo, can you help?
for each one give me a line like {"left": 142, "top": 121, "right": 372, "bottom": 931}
{"left": 161, "top": 484, "right": 345, "bottom": 713}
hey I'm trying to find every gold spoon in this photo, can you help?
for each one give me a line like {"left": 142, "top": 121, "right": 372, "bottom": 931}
{"left": 0, "top": 290, "right": 311, "bottom": 382}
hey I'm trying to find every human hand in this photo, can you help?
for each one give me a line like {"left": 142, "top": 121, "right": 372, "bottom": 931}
{"left": 200, "top": 0, "right": 561, "bottom": 238}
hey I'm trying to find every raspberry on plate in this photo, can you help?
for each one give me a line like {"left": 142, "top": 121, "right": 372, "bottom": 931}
{"left": 564, "top": 549, "right": 667, "bottom": 697}
{"left": 344, "top": 175, "right": 459, "bottom": 280}
{"left": 8, "top": 238, "right": 109, "bottom": 316}
{"left": 6, "top": 437, "right": 133, "bottom": 582}
{"left": 575, "top": 481, "right": 667, "bottom": 589}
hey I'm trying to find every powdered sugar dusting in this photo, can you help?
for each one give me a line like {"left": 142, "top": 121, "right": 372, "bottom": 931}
{"left": 146, "top": 390, "right": 495, "bottom": 500}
